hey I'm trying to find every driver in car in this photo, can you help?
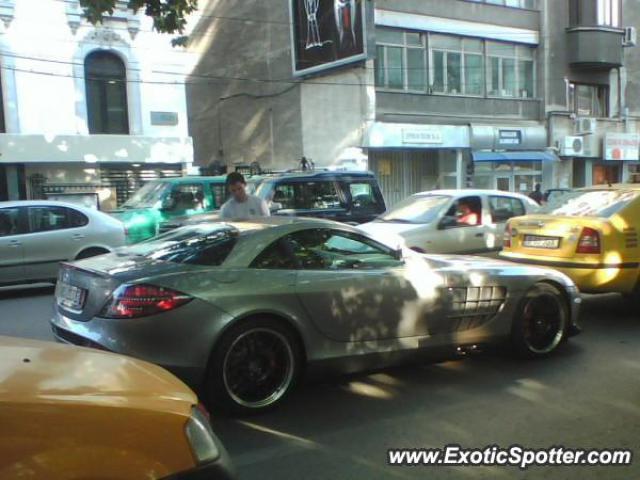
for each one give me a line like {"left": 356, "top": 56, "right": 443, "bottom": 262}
{"left": 457, "top": 200, "right": 479, "bottom": 226}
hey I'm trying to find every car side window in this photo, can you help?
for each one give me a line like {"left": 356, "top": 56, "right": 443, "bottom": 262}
{"left": 250, "top": 238, "right": 298, "bottom": 270}
{"left": 489, "top": 196, "right": 525, "bottom": 223}
{"left": 68, "top": 209, "right": 89, "bottom": 228}
{"left": 27, "top": 207, "right": 71, "bottom": 233}
{"left": 442, "top": 196, "right": 483, "bottom": 228}
{"left": 167, "top": 184, "right": 206, "bottom": 212}
{"left": 210, "top": 184, "right": 228, "bottom": 209}
{"left": 287, "top": 229, "right": 402, "bottom": 270}
{"left": 0, "top": 208, "right": 21, "bottom": 237}
{"left": 348, "top": 182, "right": 384, "bottom": 213}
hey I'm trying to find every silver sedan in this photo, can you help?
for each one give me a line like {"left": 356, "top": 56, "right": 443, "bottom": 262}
{"left": 51, "top": 217, "right": 581, "bottom": 414}
{"left": 0, "top": 201, "right": 126, "bottom": 286}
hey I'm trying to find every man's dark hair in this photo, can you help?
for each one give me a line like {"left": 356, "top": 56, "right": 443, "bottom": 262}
{"left": 226, "top": 171, "right": 246, "bottom": 186}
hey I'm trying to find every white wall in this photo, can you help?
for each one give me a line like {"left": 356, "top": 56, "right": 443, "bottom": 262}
{"left": 0, "top": 0, "right": 195, "bottom": 139}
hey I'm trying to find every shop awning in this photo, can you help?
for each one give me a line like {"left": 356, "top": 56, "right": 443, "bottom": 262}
{"left": 472, "top": 150, "right": 559, "bottom": 162}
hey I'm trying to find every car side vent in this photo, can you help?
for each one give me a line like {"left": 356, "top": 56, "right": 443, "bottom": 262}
{"left": 446, "top": 286, "right": 507, "bottom": 331}
{"left": 623, "top": 228, "right": 638, "bottom": 249}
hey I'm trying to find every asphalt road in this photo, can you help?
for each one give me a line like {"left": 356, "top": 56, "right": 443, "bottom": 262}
{"left": 1, "top": 286, "right": 638, "bottom": 480}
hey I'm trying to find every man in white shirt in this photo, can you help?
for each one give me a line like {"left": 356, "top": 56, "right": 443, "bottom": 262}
{"left": 220, "top": 172, "right": 270, "bottom": 220}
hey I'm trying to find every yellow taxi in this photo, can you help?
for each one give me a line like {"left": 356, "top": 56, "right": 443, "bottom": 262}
{"left": 0, "top": 335, "right": 235, "bottom": 480}
{"left": 501, "top": 184, "right": 640, "bottom": 296}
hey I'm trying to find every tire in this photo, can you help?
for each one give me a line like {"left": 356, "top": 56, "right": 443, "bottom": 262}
{"left": 75, "top": 247, "right": 110, "bottom": 260}
{"left": 510, "top": 283, "right": 568, "bottom": 358}
{"left": 205, "top": 317, "right": 302, "bottom": 415}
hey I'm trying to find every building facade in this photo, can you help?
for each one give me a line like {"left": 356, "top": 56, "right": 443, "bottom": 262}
{"left": 0, "top": 0, "right": 194, "bottom": 209}
{"left": 186, "top": 0, "right": 640, "bottom": 206}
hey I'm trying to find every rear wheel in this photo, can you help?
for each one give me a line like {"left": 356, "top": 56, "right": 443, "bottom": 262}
{"left": 206, "top": 318, "right": 302, "bottom": 415}
{"left": 511, "top": 283, "right": 568, "bottom": 358}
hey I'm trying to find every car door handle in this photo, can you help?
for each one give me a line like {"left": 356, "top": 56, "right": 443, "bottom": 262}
{"left": 475, "top": 233, "right": 484, "bottom": 238}
{"left": 8, "top": 240, "right": 21, "bottom": 247}
{"left": 72, "top": 234, "right": 86, "bottom": 240}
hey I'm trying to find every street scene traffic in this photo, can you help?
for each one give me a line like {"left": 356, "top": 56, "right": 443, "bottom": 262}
{"left": 1, "top": 0, "right": 640, "bottom": 479}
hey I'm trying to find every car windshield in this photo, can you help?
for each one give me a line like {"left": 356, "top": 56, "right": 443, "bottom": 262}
{"left": 539, "top": 189, "right": 640, "bottom": 218}
{"left": 378, "top": 195, "right": 451, "bottom": 224}
{"left": 121, "top": 181, "right": 173, "bottom": 209}
{"left": 124, "top": 224, "right": 238, "bottom": 266}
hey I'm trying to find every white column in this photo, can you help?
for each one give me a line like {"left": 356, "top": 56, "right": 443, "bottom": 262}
{"left": 456, "top": 149, "right": 464, "bottom": 189}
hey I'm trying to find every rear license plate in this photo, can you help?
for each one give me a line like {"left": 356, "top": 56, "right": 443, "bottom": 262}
{"left": 56, "top": 282, "right": 87, "bottom": 311}
{"left": 523, "top": 235, "right": 560, "bottom": 249}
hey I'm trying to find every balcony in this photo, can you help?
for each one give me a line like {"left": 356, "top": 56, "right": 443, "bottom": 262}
{"left": 566, "top": 27, "right": 624, "bottom": 68}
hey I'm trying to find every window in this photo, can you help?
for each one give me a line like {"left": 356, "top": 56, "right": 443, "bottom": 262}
{"left": 469, "top": 0, "right": 536, "bottom": 8}
{"left": 269, "top": 181, "right": 344, "bottom": 212}
{"left": 167, "top": 184, "right": 206, "bottom": 212}
{"left": 85, "top": 51, "right": 129, "bottom": 134}
{"left": 597, "top": 0, "right": 621, "bottom": 27}
{"left": 28, "top": 207, "right": 71, "bottom": 233}
{"left": 348, "top": 182, "right": 384, "bottom": 213}
{"left": 286, "top": 229, "right": 402, "bottom": 270}
{"left": 0, "top": 208, "right": 20, "bottom": 237}
{"left": 488, "top": 42, "right": 535, "bottom": 98}
{"left": 443, "top": 196, "right": 483, "bottom": 227}
{"left": 431, "top": 35, "right": 483, "bottom": 95}
{"left": 570, "top": 0, "right": 621, "bottom": 27}
{"left": 489, "top": 196, "right": 526, "bottom": 223}
{"left": 210, "top": 184, "right": 228, "bottom": 209}
{"left": 131, "top": 225, "right": 238, "bottom": 266}
{"left": 568, "top": 83, "right": 608, "bottom": 117}
{"left": 375, "top": 29, "right": 426, "bottom": 91}
{"left": 251, "top": 239, "right": 298, "bottom": 269}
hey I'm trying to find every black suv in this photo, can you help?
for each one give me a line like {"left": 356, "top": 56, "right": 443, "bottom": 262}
{"left": 255, "top": 171, "right": 386, "bottom": 224}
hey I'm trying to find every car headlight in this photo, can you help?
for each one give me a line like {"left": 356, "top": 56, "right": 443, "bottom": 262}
{"left": 185, "top": 405, "right": 220, "bottom": 464}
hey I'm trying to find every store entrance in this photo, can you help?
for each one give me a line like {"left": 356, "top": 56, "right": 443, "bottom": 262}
{"left": 593, "top": 164, "right": 620, "bottom": 185}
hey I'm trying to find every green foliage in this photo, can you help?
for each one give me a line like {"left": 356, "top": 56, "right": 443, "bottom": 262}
{"left": 79, "top": 0, "right": 198, "bottom": 36}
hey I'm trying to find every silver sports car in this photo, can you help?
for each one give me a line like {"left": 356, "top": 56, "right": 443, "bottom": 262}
{"left": 51, "top": 217, "right": 581, "bottom": 414}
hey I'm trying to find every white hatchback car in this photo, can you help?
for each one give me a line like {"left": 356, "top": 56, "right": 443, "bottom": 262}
{"left": 0, "top": 201, "right": 126, "bottom": 286}
{"left": 359, "top": 190, "right": 540, "bottom": 255}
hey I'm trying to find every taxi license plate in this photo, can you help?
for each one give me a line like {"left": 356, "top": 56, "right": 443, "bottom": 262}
{"left": 523, "top": 235, "right": 560, "bottom": 249}
{"left": 57, "top": 283, "right": 87, "bottom": 311}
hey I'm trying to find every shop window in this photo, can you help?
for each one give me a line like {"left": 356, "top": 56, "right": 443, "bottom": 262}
{"left": 85, "top": 51, "right": 129, "bottom": 134}
{"left": 568, "top": 83, "right": 608, "bottom": 117}
{"left": 472, "top": 0, "right": 536, "bottom": 7}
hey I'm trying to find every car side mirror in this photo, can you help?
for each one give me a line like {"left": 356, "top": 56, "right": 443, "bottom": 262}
{"left": 438, "top": 216, "right": 458, "bottom": 230}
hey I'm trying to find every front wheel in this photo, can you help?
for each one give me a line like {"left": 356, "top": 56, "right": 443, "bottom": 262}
{"left": 206, "top": 318, "right": 302, "bottom": 415}
{"left": 511, "top": 283, "right": 568, "bottom": 358}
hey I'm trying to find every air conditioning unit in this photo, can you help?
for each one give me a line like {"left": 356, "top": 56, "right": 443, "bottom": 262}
{"left": 575, "top": 118, "right": 597, "bottom": 135}
{"left": 623, "top": 26, "right": 637, "bottom": 47}
{"left": 561, "top": 136, "right": 585, "bottom": 156}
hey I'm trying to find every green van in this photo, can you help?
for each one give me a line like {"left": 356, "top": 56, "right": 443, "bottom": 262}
{"left": 110, "top": 176, "right": 254, "bottom": 243}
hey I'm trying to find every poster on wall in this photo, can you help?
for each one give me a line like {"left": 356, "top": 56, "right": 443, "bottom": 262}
{"left": 290, "top": 0, "right": 370, "bottom": 76}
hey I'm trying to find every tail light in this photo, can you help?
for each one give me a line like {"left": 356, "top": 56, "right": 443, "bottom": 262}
{"left": 504, "top": 223, "right": 512, "bottom": 248}
{"left": 99, "top": 284, "right": 192, "bottom": 319}
{"left": 576, "top": 227, "right": 601, "bottom": 254}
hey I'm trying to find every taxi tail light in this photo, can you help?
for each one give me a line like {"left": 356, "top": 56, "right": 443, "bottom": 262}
{"left": 576, "top": 227, "right": 601, "bottom": 254}
{"left": 504, "top": 223, "right": 512, "bottom": 248}
{"left": 99, "top": 284, "right": 193, "bottom": 319}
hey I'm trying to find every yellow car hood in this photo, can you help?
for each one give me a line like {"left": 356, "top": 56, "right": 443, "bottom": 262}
{"left": 0, "top": 336, "right": 196, "bottom": 416}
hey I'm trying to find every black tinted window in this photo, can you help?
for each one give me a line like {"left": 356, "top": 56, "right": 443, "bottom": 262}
{"left": 130, "top": 226, "right": 238, "bottom": 266}
{"left": 68, "top": 209, "right": 89, "bottom": 227}
{"left": 0, "top": 208, "right": 20, "bottom": 237}
{"left": 251, "top": 239, "right": 298, "bottom": 269}
{"left": 269, "top": 181, "right": 345, "bottom": 211}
